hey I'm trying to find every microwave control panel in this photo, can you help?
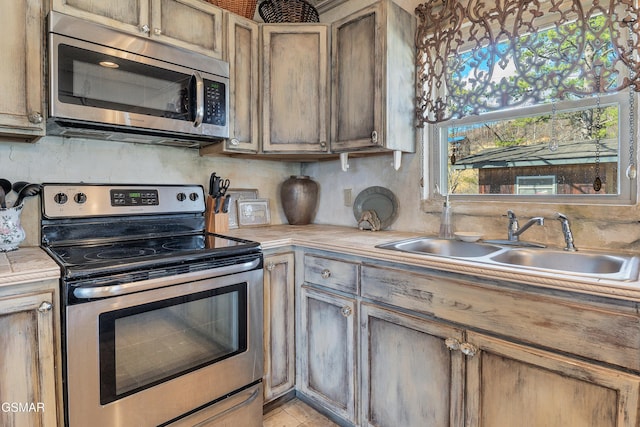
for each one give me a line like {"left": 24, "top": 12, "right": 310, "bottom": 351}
{"left": 203, "top": 80, "right": 226, "bottom": 126}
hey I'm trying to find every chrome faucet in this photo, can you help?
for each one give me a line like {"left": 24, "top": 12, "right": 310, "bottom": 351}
{"left": 507, "top": 210, "right": 545, "bottom": 242}
{"left": 555, "top": 212, "right": 577, "bottom": 251}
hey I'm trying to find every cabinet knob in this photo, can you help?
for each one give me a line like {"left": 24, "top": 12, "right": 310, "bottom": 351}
{"left": 321, "top": 269, "right": 331, "bottom": 279}
{"left": 230, "top": 138, "right": 240, "bottom": 146}
{"left": 340, "top": 306, "right": 352, "bottom": 317}
{"left": 38, "top": 301, "right": 53, "bottom": 313}
{"left": 371, "top": 130, "right": 379, "bottom": 145}
{"left": 320, "top": 141, "right": 327, "bottom": 151}
{"left": 444, "top": 337, "right": 461, "bottom": 351}
{"left": 153, "top": 27, "right": 162, "bottom": 36}
{"left": 140, "top": 24, "right": 150, "bottom": 33}
{"left": 266, "top": 262, "right": 275, "bottom": 271}
{"left": 28, "top": 112, "right": 43, "bottom": 124}
{"left": 460, "top": 342, "right": 478, "bottom": 358}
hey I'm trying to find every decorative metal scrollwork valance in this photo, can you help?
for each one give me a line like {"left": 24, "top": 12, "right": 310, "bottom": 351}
{"left": 415, "top": 0, "right": 640, "bottom": 125}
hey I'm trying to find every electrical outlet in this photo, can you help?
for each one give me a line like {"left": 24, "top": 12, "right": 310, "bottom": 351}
{"left": 343, "top": 188, "right": 352, "bottom": 207}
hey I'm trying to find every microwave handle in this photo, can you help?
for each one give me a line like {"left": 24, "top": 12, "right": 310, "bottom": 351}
{"left": 192, "top": 71, "right": 204, "bottom": 127}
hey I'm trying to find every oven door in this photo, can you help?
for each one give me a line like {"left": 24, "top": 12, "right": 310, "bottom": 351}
{"left": 65, "top": 267, "right": 262, "bottom": 427}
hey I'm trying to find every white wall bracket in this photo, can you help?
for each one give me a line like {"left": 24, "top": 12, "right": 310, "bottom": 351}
{"left": 340, "top": 152, "right": 350, "bottom": 172}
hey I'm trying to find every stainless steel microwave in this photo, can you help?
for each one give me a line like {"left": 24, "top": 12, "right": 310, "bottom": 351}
{"left": 47, "top": 12, "right": 229, "bottom": 148}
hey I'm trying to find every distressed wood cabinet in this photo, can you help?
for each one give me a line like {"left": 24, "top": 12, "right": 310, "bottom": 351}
{"left": 52, "top": 0, "right": 224, "bottom": 58}
{"left": 202, "top": 12, "right": 260, "bottom": 156}
{"left": 0, "top": 0, "right": 45, "bottom": 140}
{"left": 329, "top": 0, "right": 415, "bottom": 153}
{"left": 464, "top": 331, "right": 640, "bottom": 427}
{"left": 261, "top": 24, "right": 330, "bottom": 154}
{"left": 299, "top": 285, "right": 357, "bottom": 424}
{"left": 360, "top": 262, "right": 640, "bottom": 427}
{"left": 360, "top": 303, "right": 465, "bottom": 427}
{"left": 0, "top": 281, "right": 60, "bottom": 427}
{"left": 263, "top": 252, "right": 296, "bottom": 403}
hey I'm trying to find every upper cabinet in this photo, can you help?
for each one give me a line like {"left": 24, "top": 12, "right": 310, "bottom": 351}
{"left": 261, "top": 24, "right": 330, "bottom": 154}
{"left": 201, "top": 12, "right": 260, "bottom": 156}
{"left": 330, "top": 0, "right": 416, "bottom": 153}
{"left": 52, "top": 0, "right": 224, "bottom": 58}
{"left": 0, "top": 0, "right": 45, "bottom": 140}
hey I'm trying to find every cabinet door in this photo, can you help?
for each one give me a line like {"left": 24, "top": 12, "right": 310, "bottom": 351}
{"left": 360, "top": 303, "right": 465, "bottom": 427}
{"left": 52, "top": 0, "right": 149, "bottom": 35}
{"left": 0, "top": 292, "right": 58, "bottom": 427}
{"left": 150, "top": 0, "right": 223, "bottom": 58}
{"left": 330, "top": 0, "right": 415, "bottom": 153}
{"left": 205, "top": 12, "right": 259, "bottom": 154}
{"left": 0, "top": 0, "right": 45, "bottom": 139}
{"left": 263, "top": 253, "right": 295, "bottom": 402}
{"left": 331, "top": 3, "right": 380, "bottom": 151}
{"left": 261, "top": 24, "right": 330, "bottom": 153}
{"left": 465, "top": 331, "right": 640, "bottom": 427}
{"left": 299, "top": 285, "right": 357, "bottom": 423}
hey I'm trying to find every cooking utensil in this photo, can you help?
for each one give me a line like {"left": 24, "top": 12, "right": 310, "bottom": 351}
{"left": 209, "top": 173, "right": 219, "bottom": 196}
{"left": 0, "top": 179, "right": 11, "bottom": 208}
{"left": 14, "top": 183, "right": 42, "bottom": 207}
{"left": 221, "top": 196, "right": 231, "bottom": 213}
{"left": 12, "top": 181, "right": 28, "bottom": 194}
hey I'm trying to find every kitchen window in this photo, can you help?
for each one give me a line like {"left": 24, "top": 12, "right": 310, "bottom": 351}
{"left": 415, "top": 0, "right": 639, "bottom": 205}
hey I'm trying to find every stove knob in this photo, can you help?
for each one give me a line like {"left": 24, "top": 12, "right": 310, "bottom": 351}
{"left": 54, "top": 193, "right": 68, "bottom": 204}
{"left": 74, "top": 193, "right": 87, "bottom": 204}
{"left": 189, "top": 192, "right": 199, "bottom": 201}
{"left": 176, "top": 192, "right": 187, "bottom": 201}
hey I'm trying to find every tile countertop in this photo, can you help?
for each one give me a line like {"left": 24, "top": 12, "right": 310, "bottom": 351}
{"left": 226, "top": 224, "right": 640, "bottom": 302}
{"left": 0, "top": 247, "right": 61, "bottom": 288}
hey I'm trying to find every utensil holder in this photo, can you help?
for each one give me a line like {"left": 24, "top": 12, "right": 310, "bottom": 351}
{"left": 205, "top": 196, "right": 229, "bottom": 233}
{"left": 0, "top": 203, "right": 25, "bottom": 252}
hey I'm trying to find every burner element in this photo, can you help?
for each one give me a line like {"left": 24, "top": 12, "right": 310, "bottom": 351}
{"left": 85, "top": 247, "right": 158, "bottom": 261}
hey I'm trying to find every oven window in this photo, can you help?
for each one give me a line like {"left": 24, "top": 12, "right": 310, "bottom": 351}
{"left": 98, "top": 283, "right": 247, "bottom": 404}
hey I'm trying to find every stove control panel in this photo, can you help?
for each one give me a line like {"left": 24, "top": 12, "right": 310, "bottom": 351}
{"left": 110, "top": 189, "right": 159, "bottom": 206}
{"left": 42, "top": 184, "right": 205, "bottom": 218}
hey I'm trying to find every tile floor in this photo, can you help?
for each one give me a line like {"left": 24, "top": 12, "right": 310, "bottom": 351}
{"left": 263, "top": 398, "right": 340, "bottom": 427}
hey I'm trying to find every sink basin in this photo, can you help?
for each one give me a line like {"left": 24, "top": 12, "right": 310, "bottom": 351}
{"left": 377, "top": 237, "right": 640, "bottom": 281}
{"left": 490, "top": 248, "right": 640, "bottom": 279}
{"left": 376, "top": 238, "right": 503, "bottom": 258}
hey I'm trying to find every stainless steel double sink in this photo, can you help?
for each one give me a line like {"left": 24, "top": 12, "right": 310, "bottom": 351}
{"left": 376, "top": 238, "right": 640, "bottom": 281}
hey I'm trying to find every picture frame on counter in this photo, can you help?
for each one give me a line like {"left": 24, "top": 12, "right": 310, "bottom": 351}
{"left": 225, "top": 189, "right": 259, "bottom": 228}
{"left": 237, "top": 198, "right": 271, "bottom": 227}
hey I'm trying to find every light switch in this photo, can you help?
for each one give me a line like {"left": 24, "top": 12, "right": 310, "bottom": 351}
{"left": 343, "top": 188, "right": 352, "bottom": 207}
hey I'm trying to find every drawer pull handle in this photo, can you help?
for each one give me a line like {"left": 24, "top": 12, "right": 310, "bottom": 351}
{"left": 341, "top": 306, "right": 352, "bottom": 317}
{"left": 266, "top": 262, "right": 275, "bottom": 271}
{"left": 321, "top": 269, "right": 331, "bottom": 279}
{"left": 445, "top": 337, "right": 460, "bottom": 351}
{"left": 38, "top": 301, "right": 53, "bottom": 313}
{"left": 460, "top": 342, "right": 478, "bottom": 358}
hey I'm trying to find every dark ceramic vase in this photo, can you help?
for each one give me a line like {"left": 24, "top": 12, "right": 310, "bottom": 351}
{"left": 280, "top": 175, "right": 319, "bottom": 225}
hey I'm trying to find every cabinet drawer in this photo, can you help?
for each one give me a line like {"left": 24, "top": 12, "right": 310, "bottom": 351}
{"left": 304, "top": 254, "right": 359, "bottom": 294}
{"left": 361, "top": 264, "right": 640, "bottom": 371}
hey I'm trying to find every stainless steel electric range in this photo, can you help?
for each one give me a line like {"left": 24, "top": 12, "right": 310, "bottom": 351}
{"left": 41, "top": 183, "right": 264, "bottom": 427}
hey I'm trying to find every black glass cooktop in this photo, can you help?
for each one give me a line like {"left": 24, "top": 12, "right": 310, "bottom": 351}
{"left": 46, "top": 233, "right": 261, "bottom": 277}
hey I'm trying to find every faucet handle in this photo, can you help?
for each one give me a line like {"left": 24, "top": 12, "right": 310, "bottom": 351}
{"left": 507, "top": 210, "right": 517, "bottom": 220}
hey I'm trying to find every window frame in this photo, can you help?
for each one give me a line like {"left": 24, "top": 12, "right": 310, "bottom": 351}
{"left": 426, "top": 90, "right": 637, "bottom": 206}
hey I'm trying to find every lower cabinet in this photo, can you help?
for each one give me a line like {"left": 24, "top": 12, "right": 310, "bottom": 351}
{"left": 0, "top": 285, "right": 59, "bottom": 427}
{"left": 299, "top": 285, "right": 358, "bottom": 424}
{"left": 360, "top": 303, "right": 465, "bottom": 427}
{"left": 464, "top": 331, "right": 640, "bottom": 427}
{"left": 263, "top": 252, "right": 296, "bottom": 403}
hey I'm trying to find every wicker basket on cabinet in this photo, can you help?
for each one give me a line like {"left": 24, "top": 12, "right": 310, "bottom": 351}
{"left": 209, "top": 0, "right": 258, "bottom": 19}
{"left": 258, "top": 0, "right": 319, "bottom": 23}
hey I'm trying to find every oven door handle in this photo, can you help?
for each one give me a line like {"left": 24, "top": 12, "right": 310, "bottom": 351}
{"left": 73, "top": 258, "right": 261, "bottom": 300}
